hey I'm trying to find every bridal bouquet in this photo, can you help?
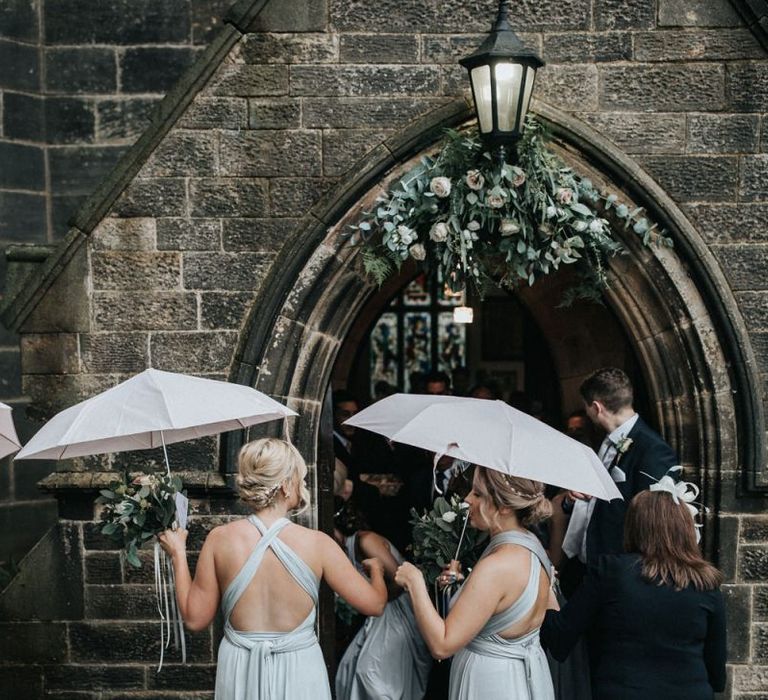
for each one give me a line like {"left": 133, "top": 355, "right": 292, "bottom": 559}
{"left": 410, "top": 495, "right": 487, "bottom": 586}
{"left": 97, "top": 472, "right": 184, "bottom": 567}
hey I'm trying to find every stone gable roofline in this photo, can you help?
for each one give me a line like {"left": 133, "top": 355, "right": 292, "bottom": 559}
{"left": 0, "top": 0, "right": 279, "bottom": 332}
{"left": 731, "top": 0, "right": 768, "bottom": 51}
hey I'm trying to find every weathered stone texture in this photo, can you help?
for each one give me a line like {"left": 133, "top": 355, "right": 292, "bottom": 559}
{"left": 95, "top": 98, "right": 159, "bottom": 142}
{"left": 219, "top": 130, "right": 321, "bottom": 177}
{"left": 241, "top": 32, "right": 338, "bottom": 64}
{"left": 594, "top": 0, "right": 653, "bottom": 29}
{"left": 91, "top": 252, "right": 181, "bottom": 291}
{"left": 323, "top": 129, "right": 393, "bottom": 176}
{"left": 578, "top": 112, "right": 687, "bottom": 154}
{"left": 740, "top": 155, "right": 768, "bottom": 201}
{"left": 221, "top": 218, "right": 299, "bottom": 252}
{"left": 712, "top": 245, "right": 768, "bottom": 291}
{"left": 688, "top": 114, "right": 760, "bottom": 153}
{"left": 729, "top": 64, "right": 768, "bottom": 112}
{"left": 339, "top": 34, "right": 420, "bottom": 64}
{"left": 200, "top": 292, "right": 255, "bottom": 330}
{"left": 150, "top": 331, "right": 238, "bottom": 374}
{"left": 92, "top": 218, "right": 156, "bottom": 251}
{"left": 634, "top": 29, "right": 763, "bottom": 61}
{"left": 210, "top": 64, "right": 289, "bottom": 96}
{"left": 740, "top": 546, "right": 768, "bottom": 582}
{"left": 658, "top": 0, "right": 742, "bottom": 27}
{"left": 269, "top": 178, "right": 331, "bottom": 217}
{"left": 143, "top": 131, "right": 217, "bottom": 177}
{"left": 600, "top": 64, "right": 725, "bottom": 111}
{"left": 685, "top": 204, "right": 768, "bottom": 243}
{"left": 638, "top": 155, "right": 738, "bottom": 202}
{"left": 183, "top": 252, "right": 275, "bottom": 291}
{"left": 535, "top": 64, "right": 599, "bottom": 111}
{"left": 291, "top": 65, "right": 442, "bottom": 97}
{"left": 421, "top": 34, "right": 540, "bottom": 64}
{"left": 248, "top": 98, "right": 301, "bottom": 129}
{"left": 189, "top": 178, "right": 269, "bottom": 218}
{"left": 735, "top": 292, "right": 768, "bottom": 330}
{"left": 543, "top": 32, "right": 631, "bottom": 63}
{"left": 179, "top": 96, "right": 248, "bottom": 130}
{"left": 79, "top": 332, "right": 149, "bottom": 373}
{"left": 156, "top": 218, "right": 222, "bottom": 251}
{"left": 92, "top": 292, "right": 197, "bottom": 331}
{"left": 113, "top": 179, "right": 187, "bottom": 218}
{"left": 302, "top": 96, "right": 448, "bottom": 129}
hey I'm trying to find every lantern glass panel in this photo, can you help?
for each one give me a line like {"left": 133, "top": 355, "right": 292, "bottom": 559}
{"left": 495, "top": 62, "right": 523, "bottom": 132}
{"left": 470, "top": 65, "right": 493, "bottom": 133}
{"left": 520, "top": 65, "right": 536, "bottom": 127}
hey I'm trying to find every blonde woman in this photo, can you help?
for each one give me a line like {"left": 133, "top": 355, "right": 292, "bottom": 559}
{"left": 395, "top": 467, "right": 555, "bottom": 700}
{"left": 159, "top": 438, "right": 387, "bottom": 700}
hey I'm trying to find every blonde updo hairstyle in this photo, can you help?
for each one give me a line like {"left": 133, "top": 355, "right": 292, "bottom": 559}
{"left": 474, "top": 467, "right": 552, "bottom": 529}
{"left": 236, "top": 438, "right": 310, "bottom": 516}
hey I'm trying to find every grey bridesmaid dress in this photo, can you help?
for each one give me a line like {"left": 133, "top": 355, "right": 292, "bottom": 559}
{"left": 335, "top": 533, "right": 433, "bottom": 700}
{"left": 215, "top": 515, "right": 331, "bottom": 700}
{"left": 448, "top": 530, "right": 556, "bottom": 700}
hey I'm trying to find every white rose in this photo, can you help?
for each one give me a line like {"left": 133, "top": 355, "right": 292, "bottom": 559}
{"left": 512, "top": 168, "right": 526, "bottom": 187}
{"left": 397, "top": 224, "right": 415, "bottom": 245}
{"left": 546, "top": 205, "right": 558, "bottom": 219}
{"left": 588, "top": 219, "right": 603, "bottom": 234}
{"left": 465, "top": 169, "right": 485, "bottom": 191}
{"left": 442, "top": 511, "right": 457, "bottom": 523}
{"left": 557, "top": 188, "right": 573, "bottom": 204}
{"left": 429, "top": 222, "right": 449, "bottom": 242}
{"left": 467, "top": 220, "right": 480, "bottom": 231}
{"left": 430, "top": 176, "right": 452, "bottom": 198}
{"left": 573, "top": 220, "right": 588, "bottom": 232}
{"left": 500, "top": 219, "right": 520, "bottom": 236}
{"left": 410, "top": 243, "right": 427, "bottom": 261}
{"left": 487, "top": 193, "right": 505, "bottom": 209}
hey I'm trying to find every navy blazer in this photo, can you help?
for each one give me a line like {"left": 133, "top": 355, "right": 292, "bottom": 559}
{"left": 586, "top": 416, "right": 677, "bottom": 563}
{"left": 541, "top": 554, "right": 727, "bottom": 700}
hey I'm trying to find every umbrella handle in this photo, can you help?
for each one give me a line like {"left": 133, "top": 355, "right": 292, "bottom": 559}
{"left": 453, "top": 509, "right": 470, "bottom": 561}
{"left": 160, "top": 430, "right": 171, "bottom": 478}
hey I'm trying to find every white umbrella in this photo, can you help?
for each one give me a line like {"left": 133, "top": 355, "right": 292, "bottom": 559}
{"left": 345, "top": 394, "right": 621, "bottom": 501}
{"left": 0, "top": 402, "right": 21, "bottom": 459}
{"left": 15, "top": 368, "right": 297, "bottom": 461}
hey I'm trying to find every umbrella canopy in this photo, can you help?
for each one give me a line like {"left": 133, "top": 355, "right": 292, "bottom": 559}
{"left": 15, "top": 368, "right": 297, "bottom": 461}
{"left": 345, "top": 394, "right": 621, "bottom": 501}
{"left": 0, "top": 402, "right": 21, "bottom": 460}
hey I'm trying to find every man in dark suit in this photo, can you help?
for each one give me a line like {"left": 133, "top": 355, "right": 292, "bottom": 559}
{"left": 561, "top": 367, "right": 678, "bottom": 571}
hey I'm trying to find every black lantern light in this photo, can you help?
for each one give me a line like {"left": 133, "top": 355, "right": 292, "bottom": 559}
{"left": 459, "top": 0, "right": 544, "bottom": 163}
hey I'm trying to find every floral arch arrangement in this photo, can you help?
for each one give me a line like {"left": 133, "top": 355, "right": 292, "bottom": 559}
{"left": 347, "top": 118, "right": 672, "bottom": 303}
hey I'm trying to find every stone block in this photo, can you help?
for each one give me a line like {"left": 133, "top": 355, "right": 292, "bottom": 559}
{"left": 121, "top": 47, "right": 201, "bottom": 94}
{"left": 182, "top": 252, "right": 274, "bottom": 290}
{"left": 0, "top": 191, "right": 47, "bottom": 242}
{"left": 739, "top": 545, "right": 768, "bottom": 581}
{"left": 0, "top": 141, "right": 44, "bottom": 191}
{"left": 157, "top": 218, "right": 222, "bottom": 251}
{"left": 756, "top": 586, "right": 768, "bottom": 620}
{"left": 543, "top": 32, "right": 631, "bottom": 63}
{"left": 92, "top": 292, "right": 196, "bottom": 331}
{"left": 2, "top": 91, "right": 44, "bottom": 141}
{"left": 113, "top": 178, "right": 187, "bottom": 218}
{"left": 12, "top": 458, "right": 55, "bottom": 500}
{"left": 45, "top": 664, "right": 145, "bottom": 691}
{"left": 688, "top": 114, "right": 759, "bottom": 153}
{"left": 143, "top": 131, "right": 217, "bottom": 177}
{"left": 241, "top": 32, "right": 338, "bottom": 63}
{"left": 728, "top": 64, "right": 768, "bottom": 112}
{"left": 757, "top": 625, "right": 768, "bottom": 663}
{"left": 0, "top": 0, "right": 38, "bottom": 42}
{"left": 112, "top": 437, "right": 218, "bottom": 474}
{"left": 189, "top": 178, "right": 269, "bottom": 218}
{"left": 685, "top": 203, "right": 768, "bottom": 244}
{"left": 210, "top": 64, "right": 288, "bottom": 97}
{"left": 330, "top": 0, "right": 590, "bottom": 32}
{"left": 91, "top": 252, "right": 181, "bottom": 291}
{"left": 23, "top": 374, "right": 118, "bottom": 420}
{"left": 536, "top": 64, "right": 598, "bottom": 111}
{"left": 180, "top": 96, "right": 247, "bottom": 130}
{"left": 441, "top": 64, "right": 469, "bottom": 97}
{"left": 68, "top": 621, "right": 211, "bottom": 662}
{"left": 191, "top": 0, "right": 230, "bottom": 44}
{"left": 0, "top": 622, "right": 67, "bottom": 662}
{"left": 736, "top": 292, "right": 768, "bottom": 330}
{"left": 339, "top": 34, "right": 419, "bottom": 64}
{"left": 221, "top": 218, "right": 298, "bottom": 252}
{"left": 85, "top": 584, "right": 157, "bottom": 620}
{"left": 578, "top": 112, "right": 686, "bottom": 155}
{"left": 600, "top": 64, "right": 725, "bottom": 111}
{"left": 639, "top": 155, "right": 738, "bottom": 202}
{"left": 150, "top": 331, "right": 238, "bottom": 374}
{"left": 712, "top": 245, "right": 768, "bottom": 291}
{"left": 634, "top": 29, "right": 762, "bottom": 62}
{"left": 200, "top": 292, "right": 254, "bottom": 330}
{"left": 741, "top": 155, "right": 768, "bottom": 201}
{"left": 658, "top": 0, "right": 741, "bottom": 27}
{"left": 290, "top": 65, "right": 441, "bottom": 97}
{"left": 594, "top": 0, "right": 654, "bottom": 29}
{"left": 219, "top": 129, "right": 321, "bottom": 177}
{"left": 302, "top": 96, "right": 449, "bottom": 129}
{"left": 743, "top": 517, "right": 768, "bottom": 542}
{"left": 49, "top": 146, "right": 127, "bottom": 196}
{"left": 733, "top": 663, "right": 768, "bottom": 692}
{"left": 322, "top": 129, "right": 392, "bottom": 176}
{"left": 246, "top": 0, "right": 327, "bottom": 32}
{"left": 45, "top": 47, "right": 117, "bottom": 94}
{"left": 52, "top": 194, "right": 86, "bottom": 235}
{"left": 20, "top": 333, "right": 79, "bottom": 374}
{"left": 0, "top": 665, "right": 43, "bottom": 698}
{"left": 84, "top": 552, "right": 123, "bottom": 585}
{"left": 95, "top": 98, "right": 159, "bottom": 142}
{"left": 92, "top": 218, "right": 157, "bottom": 252}
{"left": 146, "top": 664, "right": 216, "bottom": 691}
{"left": 0, "top": 349, "right": 21, "bottom": 394}
{"left": 45, "top": 97, "right": 95, "bottom": 144}
{"left": 45, "top": 0, "right": 192, "bottom": 44}
{"left": 248, "top": 98, "right": 301, "bottom": 129}
{"left": 79, "top": 332, "right": 149, "bottom": 372}
{"left": 269, "top": 178, "right": 330, "bottom": 217}
{"left": 0, "top": 38, "right": 39, "bottom": 91}
{"left": 82, "top": 521, "right": 120, "bottom": 552}
{"left": 723, "top": 584, "right": 752, "bottom": 663}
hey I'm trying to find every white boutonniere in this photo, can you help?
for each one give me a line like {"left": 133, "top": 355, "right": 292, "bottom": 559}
{"left": 615, "top": 436, "right": 633, "bottom": 462}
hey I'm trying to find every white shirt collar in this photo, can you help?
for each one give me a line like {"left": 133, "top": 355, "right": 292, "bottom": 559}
{"left": 334, "top": 430, "right": 352, "bottom": 452}
{"left": 607, "top": 413, "right": 639, "bottom": 445}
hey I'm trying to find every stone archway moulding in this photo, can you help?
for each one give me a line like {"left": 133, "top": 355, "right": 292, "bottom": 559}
{"left": 226, "top": 97, "right": 767, "bottom": 518}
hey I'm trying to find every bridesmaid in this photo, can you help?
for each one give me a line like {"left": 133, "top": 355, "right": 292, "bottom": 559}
{"left": 159, "top": 438, "right": 388, "bottom": 700}
{"left": 395, "top": 467, "right": 556, "bottom": 700}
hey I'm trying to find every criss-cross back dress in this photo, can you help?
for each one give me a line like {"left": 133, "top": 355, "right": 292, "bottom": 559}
{"left": 215, "top": 515, "right": 331, "bottom": 700}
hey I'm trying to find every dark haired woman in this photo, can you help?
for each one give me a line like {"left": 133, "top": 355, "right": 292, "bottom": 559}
{"left": 395, "top": 467, "right": 556, "bottom": 700}
{"left": 541, "top": 488, "right": 726, "bottom": 699}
